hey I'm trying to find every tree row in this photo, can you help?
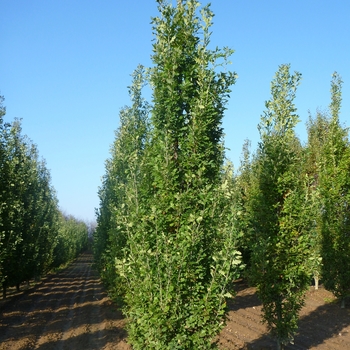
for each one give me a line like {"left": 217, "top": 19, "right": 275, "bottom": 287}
{"left": 0, "top": 96, "right": 89, "bottom": 298}
{"left": 234, "top": 68, "right": 349, "bottom": 348}
{"left": 94, "top": 1, "right": 349, "bottom": 349}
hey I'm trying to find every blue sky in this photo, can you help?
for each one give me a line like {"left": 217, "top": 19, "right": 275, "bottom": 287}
{"left": 1, "top": 1, "right": 349, "bottom": 221}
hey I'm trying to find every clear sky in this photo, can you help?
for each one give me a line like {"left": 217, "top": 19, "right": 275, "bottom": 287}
{"left": 1, "top": 1, "right": 349, "bottom": 222}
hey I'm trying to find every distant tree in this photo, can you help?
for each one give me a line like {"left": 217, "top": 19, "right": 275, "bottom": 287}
{"left": 0, "top": 95, "right": 5, "bottom": 119}
{"left": 319, "top": 72, "right": 350, "bottom": 308}
{"left": 250, "top": 64, "right": 313, "bottom": 349}
{"left": 304, "top": 111, "right": 331, "bottom": 289}
{"left": 52, "top": 213, "right": 88, "bottom": 268}
{"left": 0, "top": 94, "right": 7, "bottom": 287}
{"left": 86, "top": 220, "right": 96, "bottom": 249}
{"left": 233, "top": 139, "right": 256, "bottom": 267}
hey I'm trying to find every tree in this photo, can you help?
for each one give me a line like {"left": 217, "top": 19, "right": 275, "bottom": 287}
{"left": 29, "top": 160, "right": 60, "bottom": 277}
{"left": 0, "top": 94, "right": 7, "bottom": 286}
{"left": 0, "top": 119, "right": 29, "bottom": 296}
{"left": 250, "top": 64, "right": 313, "bottom": 349}
{"left": 94, "top": 64, "right": 150, "bottom": 301}
{"left": 304, "top": 111, "right": 331, "bottom": 289}
{"left": 115, "top": 1, "right": 241, "bottom": 348}
{"left": 319, "top": 72, "right": 350, "bottom": 308}
{"left": 233, "top": 139, "right": 257, "bottom": 268}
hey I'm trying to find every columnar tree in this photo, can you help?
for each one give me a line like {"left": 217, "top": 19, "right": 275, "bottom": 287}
{"left": 319, "top": 72, "right": 350, "bottom": 308}
{"left": 31, "top": 161, "right": 60, "bottom": 276}
{"left": 1, "top": 120, "right": 29, "bottom": 296}
{"left": 116, "top": 1, "right": 241, "bottom": 348}
{"left": 94, "top": 64, "right": 150, "bottom": 301}
{"left": 0, "top": 95, "right": 7, "bottom": 286}
{"left": 250, "top": 64, "right": 313, "bottom": 349}
{"left": 8, "top": 138, "right": 59, "bottom": 285}
{"left": 233, "top": 139, "right": 256, "bottom": 267}
{"left": 304, "top": 111, "right": 331, "bottom": 289}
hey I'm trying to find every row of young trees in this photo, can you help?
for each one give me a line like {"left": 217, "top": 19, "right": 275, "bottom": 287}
{"left": 234, "top": 69, "right": 349, "bottom": 348}
{"left": 0, "top": 95, "right": 89, "bottom": 298}
{"left": 94, "top": 1, "right": 349, "bottom": 349}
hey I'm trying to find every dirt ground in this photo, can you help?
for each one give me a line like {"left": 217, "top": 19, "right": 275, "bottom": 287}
{"left": 0, "top": 253, "right": 129, "bottom": 350}
{"left": 219, "top": 281, "right": 350, "bottom": 349}
{"left": 1, "top": 253, "right": 349, "bottom": 350}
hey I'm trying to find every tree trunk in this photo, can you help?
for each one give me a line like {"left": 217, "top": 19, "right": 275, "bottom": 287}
{"left": 341, "top": 297, "right": 345, "bottom": 308}
{"left": 276, "top": 299, "right": 284, "bottom": 350}
{"left": 2, "top": 284, "right": 6, "bottom": 299}
{"left": 314, "top": 276, "right": 319, "bottom": 290}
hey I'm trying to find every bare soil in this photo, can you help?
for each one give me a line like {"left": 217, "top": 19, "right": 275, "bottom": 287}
{"left": 219, "top": 280, "right": 350, "bottom": 349}
{"left": 0, "top": 252, "right": 129, "bottom": 350}
{"left": 1, "top": 253, "right": 349, "bottom": 350}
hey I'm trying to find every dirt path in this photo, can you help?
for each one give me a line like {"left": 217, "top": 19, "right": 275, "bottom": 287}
{"left": 0, "top": 252, "right": 129, "bottom": 350}
{"left": 1, "top": 254, "right": 350, "bottom": 349}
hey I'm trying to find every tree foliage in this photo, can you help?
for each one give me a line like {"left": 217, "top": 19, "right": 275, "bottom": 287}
{"left": 95, "top": 1, "right": 242, "bottom": 348}
{"left": 120, "top": 0, "right": 242, "bottom": 346}
{"left": 318, "top": 72, "right": 350, "bottom": 307}
{"left": 94, "top": 64, "right": 150, "bottom": 302}
{"left": 52, "top": 212, "right": 89, "bottom": 268}
{"left": 249, "top": 64, "right": 314, "bottom": 348}
{"left": 303, "top": 111, "right": 331, "bottom": 289}
{"left": 92, "top": 1, "right": 350, "bottom": 346}
{"left": 0, "top": 96, "right": 88, "bottom": 298}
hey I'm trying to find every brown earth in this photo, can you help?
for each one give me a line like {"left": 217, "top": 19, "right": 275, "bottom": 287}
{"left": 1, "top": 253, "right": 349, "bottom": 350}
{"left": 218, "top": 281, "right": 350, "bottom": 349}
{"left": 0, "top": 252, "right": 129, "bottom": 350}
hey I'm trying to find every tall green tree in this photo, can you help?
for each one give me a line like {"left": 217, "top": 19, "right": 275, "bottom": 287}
{"left": 304, "top": 111, "right": 331, "bottom": 289}
{"left": 0, "top": 94, "right": 7, "bottom": 286}
{"left": 115, "top": 1, "right": 241, "bottom": 348}
{"left": 233, "top": 139, "right": 257, "bottom": 267}
{"left": 0, "top": 120, "right": 28, "bottom": 296}
{"left": 319, "top": 72, "right": 350, "bottom": 308}
{"left": 94, "top": 64, "right": 150, "bottom": 301}
{"left": 250, "top": 64, "right": 313, "bottom": 349}
{"left": 28, "top": 160, "right": 60, "bottom": 277}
